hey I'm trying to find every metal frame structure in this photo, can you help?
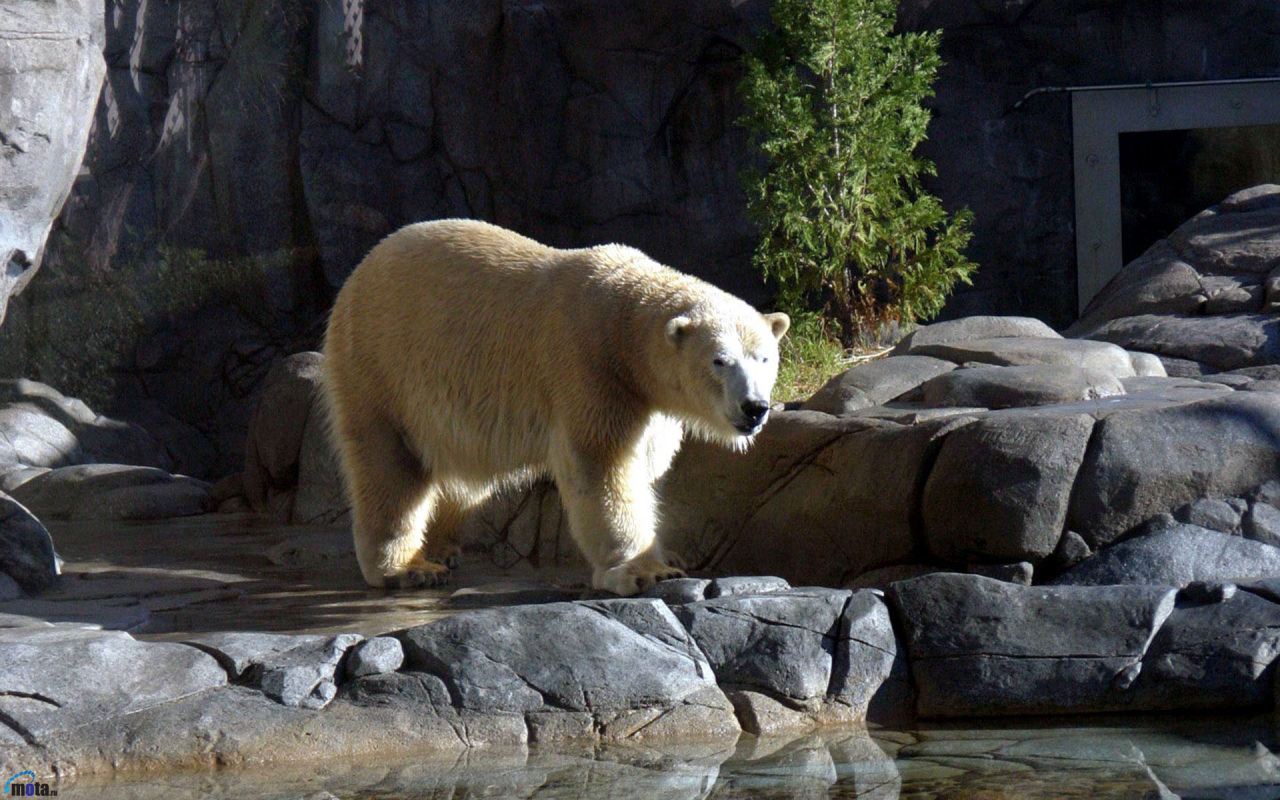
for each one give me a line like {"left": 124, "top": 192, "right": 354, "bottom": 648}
{"left": 1066, "top": 77, "right": 1280, "bottom": 313}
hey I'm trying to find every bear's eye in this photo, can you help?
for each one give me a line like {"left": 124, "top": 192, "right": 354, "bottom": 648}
{"left": 712, "top": 358, "right": 726, "bottom": 368}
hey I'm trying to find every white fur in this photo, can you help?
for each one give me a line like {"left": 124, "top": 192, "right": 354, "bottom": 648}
{"left": 321, "top": 219, "right": 788, "bottom": 595}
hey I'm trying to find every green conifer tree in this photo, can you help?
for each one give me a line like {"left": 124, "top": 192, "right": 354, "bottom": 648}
{"left": 740, "top": 0, "right": 976, "bottom": 345}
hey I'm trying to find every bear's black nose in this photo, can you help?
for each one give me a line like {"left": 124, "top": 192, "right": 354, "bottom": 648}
{"left": 741, "top": 399, "right": 770, "bottom": 424}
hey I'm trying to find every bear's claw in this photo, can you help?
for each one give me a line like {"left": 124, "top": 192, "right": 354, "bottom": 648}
{"left": 381, "top": 556, "right": 453, "bottom": 591}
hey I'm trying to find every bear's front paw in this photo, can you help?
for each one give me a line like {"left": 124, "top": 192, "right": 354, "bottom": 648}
{"left": 380, "top": 556, "right": 453, "bottom": 591}
{"left": 593, "top": 559, "right": 687, "bottom": 597}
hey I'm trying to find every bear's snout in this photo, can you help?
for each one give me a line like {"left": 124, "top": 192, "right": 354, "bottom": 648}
{"left": 740, "top": 399, "right": 770, "bottom": 426}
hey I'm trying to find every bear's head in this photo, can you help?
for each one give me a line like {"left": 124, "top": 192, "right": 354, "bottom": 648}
{"left": 663, "top": 303, "right": 790, "bottom": 450}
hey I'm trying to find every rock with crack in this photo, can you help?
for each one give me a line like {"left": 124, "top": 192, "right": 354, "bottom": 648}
{"left": 0, "top": 0, "right": 106, "bottom": 327}
{"left": 0, "top": 626, "right": 225, "bottom": 746}
{"left": 922, "top": 410, "right": 1093, "bottom": 562}
{"left": 888, "top": 573, "right": 1177, "bottom": 716}
{"left": 1127, "top": 587, "right": 1280, "bottom": 710}
{"left": 674, "top": 587, "right": 892, "bottom": 718}
{"left": 0, "top": 380, "right": 170, "bottom": 473}
{"left": 186, "top": 631, "right": 362, "bottom": 709}
{"left": 399, "top": 599, "right": 737, "bottom": 739}
{"left": 242, "top": 353, "right": 324, "bottom": 521}
{"left": 1052, "top": 526, "right": 1280, "bottom": 587}
{"left": 661, "top": 411, "right": 952, "bottom": 586}
{"left": 0, "top": 493, "right": 58, "bottom": 594}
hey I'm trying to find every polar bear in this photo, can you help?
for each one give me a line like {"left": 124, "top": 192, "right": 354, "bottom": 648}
{"left": 322, "top": 219, "right": 789, "bottom": 595}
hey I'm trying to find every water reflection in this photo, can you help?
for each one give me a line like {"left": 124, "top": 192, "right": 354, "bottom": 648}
{"left": 64, "top": 713, "right": 1280, "bottom": 799}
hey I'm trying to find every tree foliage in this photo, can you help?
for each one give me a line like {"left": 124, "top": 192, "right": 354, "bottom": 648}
{"left": 739, "top": 0, "right": 976, "bottom": 345}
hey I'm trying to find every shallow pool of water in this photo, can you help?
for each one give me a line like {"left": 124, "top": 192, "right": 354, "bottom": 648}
{"left": 58, "top": 712, "right": 1278, "bottom": 799}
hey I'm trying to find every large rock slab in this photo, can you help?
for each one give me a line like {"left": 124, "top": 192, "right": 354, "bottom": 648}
{"left": 661, "top": 412, "right": 952, "bottom": 586}
{"left": 9, "top": 464, "right": 209, "bottom": 521}
{"left": 0, "top": 626, "right": 226, "bottom": 745}
{"left": 1081, "top": 314, "right": 1280, "bottom": 372}
{"left": 1169, "top": 204, "right": 1280, "bottom": 275}
{"left": 802, "top": 356, "right": 956, "bottom": 415}
{"left": 0, "top": 493, "right": 57, "bottom": 594}
{"left": 1052, "top": 526, "right": 1280, "bottom": 587}
{"left": 888, "top": 573, "right": 1176, "bottom": 717}
{"left": 922, "top": 411, "right": 1094, "bottom": 562}
{"left": 0, "top": 0, "right": 106, "bottom": 326}
{"left": 1068, "top": 393, "right": 1280, "bottom": 547}
{"left": 401, "top": 600, "right": 718, "bottom": 714}
{"left": 909, "top": 337, "right": 1137, "bottom": 378}
{"left": 917, "top": 365, "right": 1124, "bottom": 409}
{"left": 891, "top": 316, "right": 1061, "bottom": 356}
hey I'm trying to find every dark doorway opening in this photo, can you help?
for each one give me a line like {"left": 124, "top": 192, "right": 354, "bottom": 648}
{"left": 1119, "top": 123, "right": 1280, "bottom": 264}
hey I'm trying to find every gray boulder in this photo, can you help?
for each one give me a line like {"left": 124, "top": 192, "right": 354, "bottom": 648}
{"left": 888, "top": 573, "right": 1177, "bottom": 716}
{"left": 9, "top": 464, "right": 209, "bottom": 521}
{"left": 1052, "top": 526, "right": 1280, "bottom": 587}
{"left": 1176, "top": 497, "right": 1246, "bottom": 535}
{"left": 401, "top": 600, "right": 717, "bottom": 714}
{"left": 1130, "top": 589, "right": 1280, "bottom": 710}
{"left": 674, "top": 588, "right": 850, "bottom": 706}
{"left": 802, "top": 356, "right": 955, "bottom": 415}
{"left": 909, "top": 337, "right": 1138, "bottom": 378}
{"left": 0, "top": 380, "right": 169, "bottom": 471}
{"left": 1068, "top": 393, "right": 1280, "bottom": 547}
{"left": 346, "top": 637, "right": 405, "bottom": 679}
{"left": 0, "top": 493, "right": 58, "bottom": 593}
{"left": 243, "top": 352, "right": 325, "bottom": 517}
{"left": 639, "top": 578, "right": 710, "bottom": 605}
{"left": 0, "top": 0, "right": 106, "bottom": 326}
{"left": 922, "top": 411, "right": 1093, "bottom": 562}
{"left": 891, "top": 316, "right": 1061, "bottom": 356}
{"left": 917, "top": 365, "right": 1124, "bottom": 409}
{"left": 1243, "top": 502, "right": 1280, "bottom": 548}
{"left": 292, "top": 391, "right": 349, "bottom": 524}
{"left": 0, "top": 626, "right": 226, "bottom": 745}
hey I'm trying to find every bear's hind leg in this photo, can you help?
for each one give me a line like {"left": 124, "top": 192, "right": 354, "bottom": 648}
{"left": 335, "top": 415, "right": 452, "bottom": 589}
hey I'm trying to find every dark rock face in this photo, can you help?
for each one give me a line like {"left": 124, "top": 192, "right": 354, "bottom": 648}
{"left": 888, "top": 573, "right": 1177, "bottom": 717}
{"left": 0, "top": 494, "right": 59, "bottom": 594}
{"left": 0, "top": 0, "right": 106, "bottom": 326}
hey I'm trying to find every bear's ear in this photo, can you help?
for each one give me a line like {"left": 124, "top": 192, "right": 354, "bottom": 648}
{"left": 763, "top": 312, "right": 790, "bottom": 341}
{"left": 664, "top": 315, "right": 693, "bottom": 347}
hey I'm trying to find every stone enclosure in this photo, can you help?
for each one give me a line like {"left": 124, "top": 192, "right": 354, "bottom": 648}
{"left": 6, "top": 187, "right": 1280, "bottom": 779}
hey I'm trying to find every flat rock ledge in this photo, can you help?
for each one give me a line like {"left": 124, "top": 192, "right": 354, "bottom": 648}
{"left": 6, "top": 570, "right": 1280, "bottom": 779}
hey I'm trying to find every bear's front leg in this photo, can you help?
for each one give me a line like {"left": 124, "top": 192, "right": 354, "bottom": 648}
{"left": 551, "top": 443, "right": 685, "bottom": 596}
